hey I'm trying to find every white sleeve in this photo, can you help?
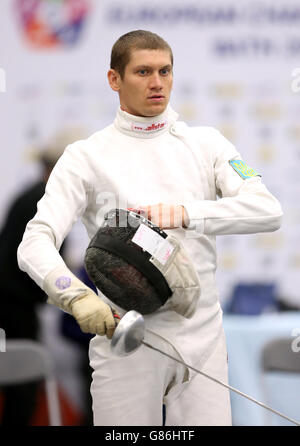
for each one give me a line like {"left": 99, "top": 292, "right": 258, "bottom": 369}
{"left": 17, "top": 143, "right": 90, "bottom": 290}
{"left": 183, "top": 130, "right": 283, "bottom": 235}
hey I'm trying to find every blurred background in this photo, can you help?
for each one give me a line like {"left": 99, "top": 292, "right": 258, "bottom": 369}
{"left": 0, "top": 0, "right": 300, "bottom": 426}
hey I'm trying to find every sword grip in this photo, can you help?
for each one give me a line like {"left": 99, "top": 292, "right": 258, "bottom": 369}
{"left": 111, "top": 308, "right": 121, "bottom": 327}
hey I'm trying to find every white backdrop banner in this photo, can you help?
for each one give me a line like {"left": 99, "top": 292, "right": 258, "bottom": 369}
{"left": 1, "top": 0, "right": 300, "bottom": 305}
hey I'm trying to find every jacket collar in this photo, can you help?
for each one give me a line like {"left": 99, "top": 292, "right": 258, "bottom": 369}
{"left": 114, "top": 105, "right": 179, "bottom": 139}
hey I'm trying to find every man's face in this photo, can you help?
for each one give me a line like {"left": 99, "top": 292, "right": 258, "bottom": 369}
{"left": 110, "top": 49, "right": 173, "bottom": 117}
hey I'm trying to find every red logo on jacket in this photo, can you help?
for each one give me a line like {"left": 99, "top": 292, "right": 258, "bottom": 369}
{"left": 131, "top": 121, "right": 167, "bottom": 133}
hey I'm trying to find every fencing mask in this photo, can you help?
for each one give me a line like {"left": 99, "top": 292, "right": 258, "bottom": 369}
{"left": 84, "top": 209, "right": 200, "bottom": 318}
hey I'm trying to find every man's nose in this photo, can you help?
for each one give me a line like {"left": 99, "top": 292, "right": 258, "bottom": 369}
{"left": 149, "top": 72, "right": 163, "bottom": 89}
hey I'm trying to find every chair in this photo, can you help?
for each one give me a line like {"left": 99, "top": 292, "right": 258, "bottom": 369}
{"left": 262, "top": 337, "right": 300, "bottom": 373}
{"left": 225, "top": 282, "right": 279, "bottom": 315}
{"left": 261, "top": 337, "right": 300, "bottom": 425}
{"left": 0, "top": 339, "right": 61, "bottom": 426}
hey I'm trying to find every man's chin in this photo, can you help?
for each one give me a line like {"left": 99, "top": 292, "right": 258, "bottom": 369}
{"left": 143, "top": 103, "right": 168, "bottom": 117}
{"left": 122, "top": 102, "right": 168, "bottom": 118}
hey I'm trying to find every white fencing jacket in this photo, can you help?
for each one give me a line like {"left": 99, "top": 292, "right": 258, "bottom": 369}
{"left": 18, "top": 105, "right": 283, "bottom": 372}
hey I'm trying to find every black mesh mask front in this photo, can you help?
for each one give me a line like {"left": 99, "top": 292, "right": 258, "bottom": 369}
{"left": 84, "top": 209, "right": 172, "bottom": 315}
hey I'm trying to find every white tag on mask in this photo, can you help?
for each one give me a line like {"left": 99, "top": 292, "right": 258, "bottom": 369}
{"left": 132, "top": 224, "right": 174, "bottom": 265}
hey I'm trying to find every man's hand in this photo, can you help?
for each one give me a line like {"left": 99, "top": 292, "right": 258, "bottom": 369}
{"left": 136, "top": 204, "right": 189, "bottom": 229}
{"left": 70, "top": 291, "right": 118, "bottom": 339}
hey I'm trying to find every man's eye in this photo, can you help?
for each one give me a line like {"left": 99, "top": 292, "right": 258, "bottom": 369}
{"left": 138, "top": 69, "right": 148, "bottom": 75}
{"left": 160, "top": 69, "right": 170, "bottom": 76}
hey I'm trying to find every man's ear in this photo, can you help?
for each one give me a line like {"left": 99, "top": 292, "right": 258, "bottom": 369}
{"left": 107, "top": 69, "right": 121, "bottom": 91}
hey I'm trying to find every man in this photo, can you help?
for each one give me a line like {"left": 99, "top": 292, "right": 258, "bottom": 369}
{"left": 18, "top": 30, "right": 283, "bottom": 426}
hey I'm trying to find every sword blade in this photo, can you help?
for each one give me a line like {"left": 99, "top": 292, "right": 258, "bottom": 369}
{"left": 142, "top": 340, "right": 300, "bottom": 426}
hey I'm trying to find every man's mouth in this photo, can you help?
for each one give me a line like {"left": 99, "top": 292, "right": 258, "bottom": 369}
{"left": 147, "top": 95, "right": 165, "bottom": 102}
